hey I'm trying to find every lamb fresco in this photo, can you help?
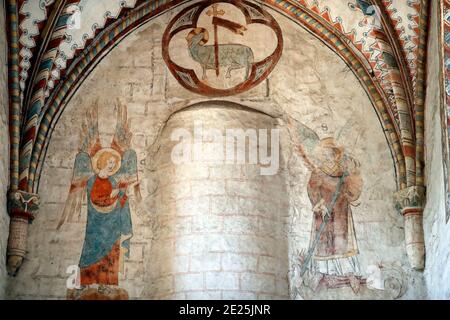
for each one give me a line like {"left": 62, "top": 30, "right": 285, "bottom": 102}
{"left": 186, "top": 26, "right": 254, "bottom": 81}
{"left": 162, "top": 0, "right": 283, "bottom": 96}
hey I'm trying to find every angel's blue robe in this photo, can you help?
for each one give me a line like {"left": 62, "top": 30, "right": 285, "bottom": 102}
{"left": 79, "top": 175, "right": 132, "bottom": 268}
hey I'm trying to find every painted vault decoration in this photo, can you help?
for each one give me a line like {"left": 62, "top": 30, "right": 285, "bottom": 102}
{"left": 442, "top": 0, "right": 450, "bottom": 223}
{"left": 162, "top": 0, "right": 283, "bottom": 96}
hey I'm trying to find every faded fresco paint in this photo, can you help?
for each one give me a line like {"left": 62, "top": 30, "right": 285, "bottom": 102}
{"left": 2, "top": 0, "right": 445, "bottom": 300}
{"left": 162, "top": 1, "right": 283, "bottom": 96}
{"left": 59, "top": 101, "right": 140, "bottom": 300}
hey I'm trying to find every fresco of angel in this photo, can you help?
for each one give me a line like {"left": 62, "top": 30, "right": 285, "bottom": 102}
{"left": 287, "top": 117, "right": 364, "bottom": 291}
{"left": 57, "top": 100, "right": 140, "bottom": 288}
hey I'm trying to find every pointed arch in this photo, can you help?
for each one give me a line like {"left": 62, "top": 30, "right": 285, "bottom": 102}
{"left": 17, "top": 0, "right": 409, "bottom": 193}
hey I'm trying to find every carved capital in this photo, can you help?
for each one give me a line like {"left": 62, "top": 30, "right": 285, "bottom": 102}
{"left": 393, "top": 186, "right": 425, "bottom": 214}
{"left": 6, "top": 190, "right": 40, "bottom": 276}
{"left": 7, "top": 190, "right": 40, "bottom": 221}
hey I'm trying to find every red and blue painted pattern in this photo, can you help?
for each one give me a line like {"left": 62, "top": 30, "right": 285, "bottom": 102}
{"left": 5, "top": 0, "right": 430, "bottom": 199}
{"left": 443, "top": 0, "right": 450, "bottom": 221}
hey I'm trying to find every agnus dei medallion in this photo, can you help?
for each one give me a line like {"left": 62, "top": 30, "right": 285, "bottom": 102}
{"left": 162, "top": 0, "right": 283, "bottom": 96}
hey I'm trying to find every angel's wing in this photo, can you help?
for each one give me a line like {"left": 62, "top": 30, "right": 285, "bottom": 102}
{"left": 57, "top": 152, "right": 93, "bottom": 230}
{"left": 114, "top": 149, "right": 141, "bottom": 202}
{"left": 294, "top": 120, "right": 321, "bottom": 155}
{"left": 111, "top": 100, "right": 141, "bottom": 200}
{"left": 115, "top": 149, "right": 138, "bottom": 184}
{"left": 336, "top": 118, "right": 361, "bottom": 152}
{"left": 111, "top": 99, "right": 132, "bottom": 155}
{"left": 288, "top": 117, "right": 321, "bottom": 170}
{"left": 80, "top": 101, "right": 102, "bottom": 156}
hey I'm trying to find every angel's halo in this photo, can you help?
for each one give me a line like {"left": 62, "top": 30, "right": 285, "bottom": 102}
{"left": 91, "top": 148, "right": 122, "bottom": 176}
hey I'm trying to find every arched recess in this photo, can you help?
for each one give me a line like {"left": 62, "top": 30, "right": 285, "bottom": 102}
{"left": 26, "top": 0, "right": 406, "bottom": 195}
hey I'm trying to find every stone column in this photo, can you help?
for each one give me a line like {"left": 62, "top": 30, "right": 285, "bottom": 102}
{"left": 144, "top": 102, "right": 289, "bottom": 299}
{"left": 6, "top": 190, "right": 39, "bottom": 276}
{"left": 394, "top": 186, "right": 425, "bottom": 270}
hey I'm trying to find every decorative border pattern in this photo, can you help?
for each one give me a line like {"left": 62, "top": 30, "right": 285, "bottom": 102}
{"left": 442, "top": 0, "right": 450, "bottom": 222}
{"left": 18, "top": 0, "right": 81, "bottom": 191}
{"left": 7, "top": 0, "right": 22, "bottom": 191}
{"left": 18, "top": 0, "right": 56, "bottom": 92}
{"left": 4, "top": 0, "right": 430, "bottom": 200}
{"left": 27, "top": 0, "right": 406, "bottom": 194}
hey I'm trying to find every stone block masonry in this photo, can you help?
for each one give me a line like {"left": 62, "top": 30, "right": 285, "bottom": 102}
{"left": 4, "top": 10, "right": 428, "bottom": 300}
{"left": 145, "top": 105, "right": 290, "bottom": 299}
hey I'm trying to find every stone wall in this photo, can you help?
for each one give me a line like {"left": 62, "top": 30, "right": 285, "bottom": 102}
{"left": 145, "top": 103, "right": 289, "bottom": 299}
{"left": 6, "top": 6, "right": 425, "bottom": 299}
{"left": 423, "top": 0, "right": 450, "bottom": 299}
{"left": 0, "top": 1, "right": 10, "bottom": 299}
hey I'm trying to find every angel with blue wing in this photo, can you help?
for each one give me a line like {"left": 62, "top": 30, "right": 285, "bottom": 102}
{"left": 58, "top": 100, "right": 140, "bottom": 288}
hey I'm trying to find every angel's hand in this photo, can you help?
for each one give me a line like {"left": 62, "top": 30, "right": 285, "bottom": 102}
{"left": 313, "top": 199, "right": 329, "bottom": 219}
{"left": 126, "top": 181, "right": 140, "bottom": 196}
{"left": 345, "top": 157, "right": 361, "bottom": 174}
{"left": 314, "top": 207, "right": 329, "bottom": 219}
{"left": 110, "top": 189, "right": 120, "bottom": 198}
{"left": 131, "top": 181, "right": 140, "bottom": 188}
{"left": 320, "top": 207, "right": 330, "bottom": 219}
{"left": 312, "top": 199, "right": 325, "bottom": 213}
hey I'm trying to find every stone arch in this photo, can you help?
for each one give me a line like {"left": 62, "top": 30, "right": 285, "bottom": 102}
{"left": 7, "top": 6, "right": 421, "bottom": 297}
{"left": 26, "top": 0, "right": 405, "bottom": 195}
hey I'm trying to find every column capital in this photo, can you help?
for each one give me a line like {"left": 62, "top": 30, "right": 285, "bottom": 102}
{"left": 393, "top": 186, "right": 426, "bottom": 215}
{"left": 7, "top": 190, "right": 40, "bottom": 221}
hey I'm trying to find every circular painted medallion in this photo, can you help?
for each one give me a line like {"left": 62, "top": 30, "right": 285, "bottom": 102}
{"left": 162, "top": 0, "right": 283, "bottom": 96}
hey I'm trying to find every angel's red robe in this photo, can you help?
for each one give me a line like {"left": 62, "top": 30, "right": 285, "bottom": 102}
{"left": 307, "top": 168, "right": 362, "bottom": 260}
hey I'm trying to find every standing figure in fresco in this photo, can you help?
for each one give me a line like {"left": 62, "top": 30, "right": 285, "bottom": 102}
{"left": 288, "top": 118, "right": 364, "bottom": 293}
{"left": 57, "top": 100, "right": 140, "bottom": 300}
{"left": 307, "top": 138, "right": 363, "bottom": 279}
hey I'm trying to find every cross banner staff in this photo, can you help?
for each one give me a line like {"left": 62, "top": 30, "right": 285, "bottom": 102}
{"left": 299, "top": 158, "right": 349, "bottom": 277}
{"left": 206, "top": 4, "right": 225, "bottom": 77}
{"left": 206, "top": 4, "right": 247, "bottom": 77}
